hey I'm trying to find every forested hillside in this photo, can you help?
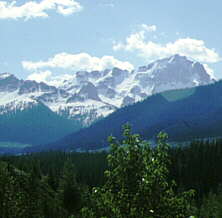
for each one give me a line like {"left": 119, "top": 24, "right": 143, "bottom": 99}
{"left": 0, "top": 103, "right": 81, "bottom": 146}
{"left": 2, "top": 127, "right": 222, "bottom": 217}
{"left": 36, "top": 80, "right": 222, "bottom": 152}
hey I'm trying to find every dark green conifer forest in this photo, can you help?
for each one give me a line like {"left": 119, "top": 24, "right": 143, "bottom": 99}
{"left": 1, "top": 126, "right": 222, "bottom": 217}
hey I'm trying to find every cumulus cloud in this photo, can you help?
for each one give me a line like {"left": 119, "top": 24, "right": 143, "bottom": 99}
{"left": 0, "top": 0, "right": 82, "bottom": 20}
{"left": 27, "top": 70, "right": 52, "bottom": 83}
{"left": 141, "top": 24, "right": 157, "bottom": 32}
{"left": 27, "top": 70, "right": 74, "bottom": 86}
{"left": 113, "top": 29, "right": 221, "bottom": 63}
{"left": 24, "top": 53, "right": 134, "bottom": 86}
{"left": 22, "top": 52, "right": 134, "bottom": 72}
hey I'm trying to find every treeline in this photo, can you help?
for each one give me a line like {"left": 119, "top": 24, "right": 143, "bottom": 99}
{"left": 1, "top": 128, "right": 222, "bottom": 217}
{"left": 1, "top": 151, "right": 107, "bottom": 189}
{"left": 171, "top": 139, "right": 222, "bottom": 199}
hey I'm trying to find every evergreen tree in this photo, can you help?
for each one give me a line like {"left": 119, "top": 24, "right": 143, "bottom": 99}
{"left": 59, "top": 160, "right": 82, "bottom": 217}
{"left": 199, "top": 188, "right": 222, "bottom": 218}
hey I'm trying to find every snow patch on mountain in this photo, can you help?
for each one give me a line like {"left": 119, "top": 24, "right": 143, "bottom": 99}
{"left": 0, "top": 91, "right": 38, "bottom": 115}
{"left": 0, "top": 55, "right": 216, "bottom": 125}
{"left": 0, "top": 72, "right": 12, "bottom": 79}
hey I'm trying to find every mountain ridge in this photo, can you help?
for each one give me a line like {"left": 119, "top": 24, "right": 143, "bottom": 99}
{"left": 33, "top": 80, "right": 222, "bottom": 153}
{"left": 0, "top": 54, "right": 215, "bottom": 127}
{"left": 0, "top": 102, "right": 81, "bottom": 146}
{"left": 0, "top": 54, "right": 217, "bottom": 151}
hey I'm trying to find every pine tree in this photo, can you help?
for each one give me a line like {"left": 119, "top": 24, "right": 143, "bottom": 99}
{"left": 59, "top": 160, "right": 82, "bottom": 217}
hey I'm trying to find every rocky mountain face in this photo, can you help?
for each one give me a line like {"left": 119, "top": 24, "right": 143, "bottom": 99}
{"left": 39, "top": 80, "right": 222, "bottom": 152}
{"left": 0, "top": 55, "right": 215, "bottom": 126}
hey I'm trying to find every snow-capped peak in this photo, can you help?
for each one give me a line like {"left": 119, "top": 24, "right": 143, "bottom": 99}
{"left": 0, "top": 72, "right": 14, "bottom": 79}
{"left": 0, "top": 55, "right": 216, "bottom": 126}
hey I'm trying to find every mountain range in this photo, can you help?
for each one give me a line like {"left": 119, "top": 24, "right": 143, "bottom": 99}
{"left": 37, "top": 80, "right": 222, "bottom": 152}
{"left": 0, "top": 54, "right": 216, "bottom": 150}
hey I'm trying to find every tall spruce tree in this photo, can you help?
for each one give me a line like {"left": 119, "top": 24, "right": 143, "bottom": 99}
{"left": 59, "top": 160, "right": 82, "bottom": 217}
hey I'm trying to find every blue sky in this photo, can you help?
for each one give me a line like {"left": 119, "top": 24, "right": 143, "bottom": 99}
{"left": 0, "top": 0, "right": 222, "bottom": 83}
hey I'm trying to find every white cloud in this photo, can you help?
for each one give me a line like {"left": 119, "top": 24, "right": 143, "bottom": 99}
{"left": 99, "top": 0, "right": 115, "bottom": 8}
{"left": 24, "top": 53, "right": 134, "bottom": 86}
{"left": 22, "top": 52, "right": 134, "bottom": 72}
{"left": 27, "top": 71, "right": 74, "bottom": 86}
{"left": 113, "top": 30, "right": 221, "bottom": 63}
{"left": 27, "top": 70, "right": 52, "bottom": 83}
{"left": 0, "top": 0, "right": 82, "bottom": 20}
{"left": 141, "top": 24, "right": 157, "bottom": 32}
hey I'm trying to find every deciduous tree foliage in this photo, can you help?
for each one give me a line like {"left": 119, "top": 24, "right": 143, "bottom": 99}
{"left": 81, "top": 124, "right": 195, "bottom": 218}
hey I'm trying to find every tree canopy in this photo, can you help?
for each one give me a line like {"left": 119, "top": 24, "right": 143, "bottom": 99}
{"left": 81, "top": 124, "right": 196, "bottom": 218}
